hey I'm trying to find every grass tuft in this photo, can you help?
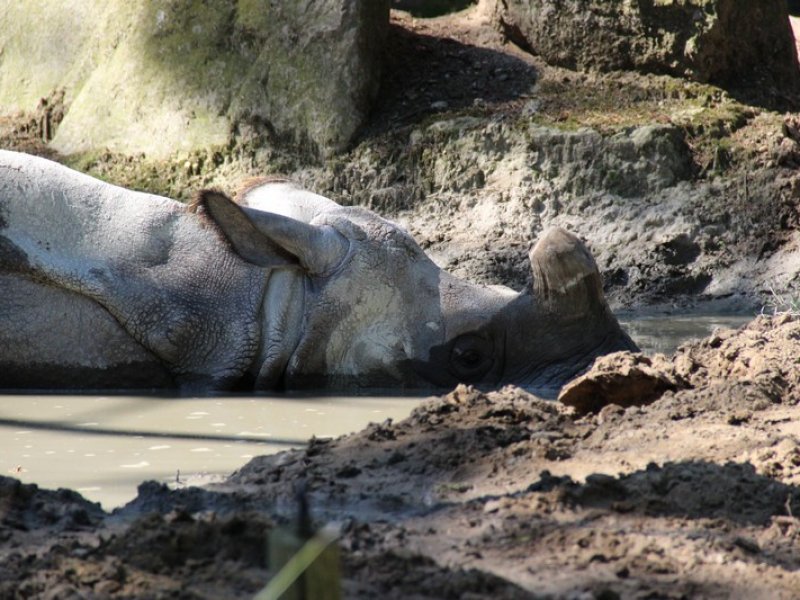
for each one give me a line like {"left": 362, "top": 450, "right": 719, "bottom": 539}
{"left": 762, "top": 285, "right": 800, "bottom": 316}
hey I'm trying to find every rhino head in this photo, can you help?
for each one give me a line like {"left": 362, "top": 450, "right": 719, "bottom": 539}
{"left": 199, "top": 182, "right": 636, "bottom": 393}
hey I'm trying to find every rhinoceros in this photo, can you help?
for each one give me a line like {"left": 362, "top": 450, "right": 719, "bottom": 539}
{"left": 0, "top": 150, "right": 636, "bottom": 392}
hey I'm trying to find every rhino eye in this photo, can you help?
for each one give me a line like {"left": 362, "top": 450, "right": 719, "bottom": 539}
{"left": 449, "top": 334, "right": 493, "bottom": 381}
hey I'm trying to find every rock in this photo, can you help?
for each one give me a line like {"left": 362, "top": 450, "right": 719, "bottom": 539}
{"left": 235, "top": 0, "right": 389, "bottom": 157}
{"left": 392, "top": 0, "right": 474, "bottom": 18}
{"left": 558, "top": 352, "right": 685, "bottom": 415}
{"left": 486, "top": 0, "right": 800, "bottom": 94}
{"left": 0, "top": 0, "right": 389, "bottom": 159}
{"left": 93, "top": 581, "right": 123, "bottom": 596}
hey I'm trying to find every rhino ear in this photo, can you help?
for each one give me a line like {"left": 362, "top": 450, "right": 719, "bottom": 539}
{"left": 527, "top": 227, "right": 607, "bottom": 315}
{"left": 196, "top": 189, "right": 349, "bottom": 274}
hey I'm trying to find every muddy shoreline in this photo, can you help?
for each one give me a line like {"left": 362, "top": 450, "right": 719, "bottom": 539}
{"left": 1, "top": 316, "right": 799, "bottom": 598}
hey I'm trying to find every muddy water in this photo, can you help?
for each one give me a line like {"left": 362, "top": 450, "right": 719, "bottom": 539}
{"left": 0, "top": 314, "right": 754, "bottom": 510}
{"left": 0, "top": 394, "right": 423, "bottom": 509}
{"left": 620, "top": 313, "right": 753, "bottom": 355}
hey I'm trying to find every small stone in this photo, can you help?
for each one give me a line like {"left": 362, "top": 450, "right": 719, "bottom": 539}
{"left": 94, "top": 580, "right": 122, "bottom": 595}
{"left": 386, "top": 451, "right": 406, "bottom": 465}
{"left": 597, "top": 403, "right": 625, "bottom": 424}
{"left": 727, "top": 410, "right": 751, "bottom": 425}
{"left": 336, "top": 465, "right": 361, "bottom": 478}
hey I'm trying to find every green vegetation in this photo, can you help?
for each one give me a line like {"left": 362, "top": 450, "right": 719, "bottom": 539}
{"left": 43, "top": 72, "right": 767, "bottom": 207}
{"left": 526, "top": 70, "right": 762, "bottom": 176}
{"left": 763, "top": 286, "right": 800, "bottom": 316}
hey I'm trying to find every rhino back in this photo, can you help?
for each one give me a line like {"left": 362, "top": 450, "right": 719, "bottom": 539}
{"left": 0, "top": 149, "right": 193, "bottom": 266}
{"left": 0, "top": 151, "right": 268, "bottom": 390}
{"left": 0, "top": 274, "right": 174, "bottom": 389}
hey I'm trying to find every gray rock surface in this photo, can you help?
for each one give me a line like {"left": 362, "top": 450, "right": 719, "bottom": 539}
{"left": 486, "top": 0, "right": 800, "bottom": 94}
{"left": 0, "top": 0, "right": 389, "bottom": 158}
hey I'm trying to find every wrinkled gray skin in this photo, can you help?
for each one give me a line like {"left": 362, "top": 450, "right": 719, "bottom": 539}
{"left": 0, "top": 150, "right": 636, "bottom": 393}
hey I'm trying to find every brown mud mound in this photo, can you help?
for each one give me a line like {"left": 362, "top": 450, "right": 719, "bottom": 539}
{"left": 2, "top": 317, "right": 800, "bottom": 598}
{"left": 561, "top": 314, "right": 800, "bottom": 414}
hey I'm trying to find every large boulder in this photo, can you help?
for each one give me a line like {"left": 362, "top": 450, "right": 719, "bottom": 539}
{"left": 485, "top": 0, "right": 800, "bottom": 92}
{"left": 0, "top": 0, "right": 388, "bottom": 159}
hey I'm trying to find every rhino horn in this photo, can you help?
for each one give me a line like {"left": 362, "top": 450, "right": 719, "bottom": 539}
{"left": 527, "top": 227, "right": 606, "bottom": 316}
{"left": 198, "top": 190, "right": 349, "bottom": 275}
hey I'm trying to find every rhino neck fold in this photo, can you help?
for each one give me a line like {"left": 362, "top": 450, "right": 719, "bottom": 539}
{"left": 251, "top": 269, "right": 307, "bottom": 389}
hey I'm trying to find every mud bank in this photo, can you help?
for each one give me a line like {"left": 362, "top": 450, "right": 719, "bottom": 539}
{"left": 2, "top": 315, "right": 799, "bottom": 598}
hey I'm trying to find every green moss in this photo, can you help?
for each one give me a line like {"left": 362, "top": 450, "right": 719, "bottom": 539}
{"left": 1, "top": 0, "right": 384, "bottom": 160}
{"left": 235, "top": 0, "right": 274, "bottom": 38}
{"left": 0, "top": 1, "right": 99, "bottom": 111}
{"left": 62, "top": 146, "right": 225, "bottom": 201}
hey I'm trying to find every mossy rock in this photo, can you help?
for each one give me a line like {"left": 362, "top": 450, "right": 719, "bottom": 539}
{"left": 0, "top": 0, "right": 389, "bottom": 159}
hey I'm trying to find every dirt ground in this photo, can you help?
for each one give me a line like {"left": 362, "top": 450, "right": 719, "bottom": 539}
{"left": 337, "top": 6, "right": 800, "bottom": 311}
{"left": 2, "top": 6, "right": 800, "bottom": 600}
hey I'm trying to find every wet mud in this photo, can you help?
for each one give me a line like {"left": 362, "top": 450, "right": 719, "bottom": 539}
{"left": 2, "top": 317, "right": 799, "bottom": 598}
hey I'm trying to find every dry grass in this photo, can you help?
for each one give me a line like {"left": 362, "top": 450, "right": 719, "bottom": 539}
{"left": 762, "top": 285, "right": 800, "bottom": 316}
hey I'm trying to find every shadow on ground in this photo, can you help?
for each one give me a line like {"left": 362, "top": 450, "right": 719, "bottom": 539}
{"left": 360, "top": 22, "right": 538, "bottom": 140}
